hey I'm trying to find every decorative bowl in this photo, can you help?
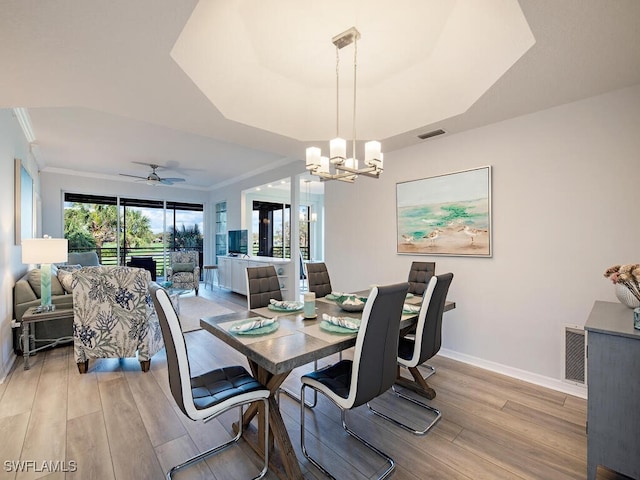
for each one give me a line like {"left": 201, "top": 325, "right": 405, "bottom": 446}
{"left": 335, "top": 295, "right": 367, "bottom": 312}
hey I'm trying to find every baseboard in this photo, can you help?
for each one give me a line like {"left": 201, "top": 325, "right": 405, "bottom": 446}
{"left": 0, "top": 354, "right": 18, "bottom": 384}
{"left": 438, "top": 348, "right": 587, "bottom": 399}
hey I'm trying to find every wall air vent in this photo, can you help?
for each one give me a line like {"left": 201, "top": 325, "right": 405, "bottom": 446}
{"left": 417, "top": 129, "right": 446, "bottom": 140}
{"left": 564, "top": 326, "right": 586, "bottom": 384}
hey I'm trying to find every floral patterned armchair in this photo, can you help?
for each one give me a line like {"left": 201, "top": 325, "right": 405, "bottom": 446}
{"left": 166, "top": 251, "right": 200, "bottom": 295}
{"left": 72, "top": 266, "right": 164, "bottom": 373}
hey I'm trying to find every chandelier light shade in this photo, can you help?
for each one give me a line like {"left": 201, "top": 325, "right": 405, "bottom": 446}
{"left": 306, "top": 27, "right": 384, "bottom": 183}
{"left": 22, "top": 236, "right": 68, "bottom": 311}
{"left": 300, "top": 179, "right": 318, "bottom": 223}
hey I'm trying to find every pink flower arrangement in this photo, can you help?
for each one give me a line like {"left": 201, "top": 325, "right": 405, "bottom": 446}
{"left": 604, "top": 264, "right": 640, "bottom": 302}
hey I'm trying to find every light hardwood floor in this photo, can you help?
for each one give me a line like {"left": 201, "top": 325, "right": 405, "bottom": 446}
{"left": 0, "top": 285, "right": 630, "bottom": 479}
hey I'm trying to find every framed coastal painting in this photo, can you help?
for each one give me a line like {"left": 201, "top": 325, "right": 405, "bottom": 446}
{"left": 14, "top": 158, "right": 34, "bottom": 245}
{"left": 396, "top": 166, "right": 492, "bottom": 257}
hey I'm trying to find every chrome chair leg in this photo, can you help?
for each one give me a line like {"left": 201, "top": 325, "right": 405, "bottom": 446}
{"left": 278, "top": 385, "right": 317, "bottom": 408}
{"left": 167, "top": 399, "right": 269, "bottom": 480}
{"left": 367, "top": 385, "right": 441, "bottom": 435}
{"left": 422, "top": 364, "right": 436, "bottom": 378}
{"left": 277, "top": 360, "right": 318, "bottom": 407}
{"left": 301, "top": 385, "right": 395, "bottom": 480}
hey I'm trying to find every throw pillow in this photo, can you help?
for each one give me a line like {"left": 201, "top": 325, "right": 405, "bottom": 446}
{"left": 57, "top": 269, "right": 75, "bottom": 294}
{"left": 27, "top": 269, "right": 65, "bottom": 297}
{"left": 67, "top": 251, "right": 100, "bottom": 266}
{"left": 173, "top": 262, "right": 194, "bottom": 272}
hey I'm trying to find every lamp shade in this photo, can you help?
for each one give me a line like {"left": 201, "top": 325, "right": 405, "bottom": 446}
{"left": 22, "top": 238, "right": 69, "bottom": 264}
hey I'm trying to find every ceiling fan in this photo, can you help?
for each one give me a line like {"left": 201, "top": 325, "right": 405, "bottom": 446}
{"left": 119, "top": 164, "right": 186, "bottom": 186}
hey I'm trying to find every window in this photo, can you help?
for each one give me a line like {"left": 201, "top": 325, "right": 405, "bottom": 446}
{"left": 252, "top": 200, "right": 290, "bottom": 258}
{"left": 63, "top": 193, "right": 203, "bottom": 277}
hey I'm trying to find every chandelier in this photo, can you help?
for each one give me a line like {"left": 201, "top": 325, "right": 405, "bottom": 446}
{"left": 305, "top": 27, "right": 383, "bottom": 183}
{"left": 299, "top": 179, "right": 318, "bottom": 223}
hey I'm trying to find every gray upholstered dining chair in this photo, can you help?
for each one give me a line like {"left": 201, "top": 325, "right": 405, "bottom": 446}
{"left": 300, "top": 282, "right": 409, "bottom": 480}
{"left": 407, "top": 261, "right": 437, "bottom": 378}
{"left": 245, "top": 265, "right": 282, "bottom": 309}
{"left": 306, "top": 261, "right": 343, "bottom": 366}
{"left": 407, "top": 261, "right": 435, "bottom": 296}
{"left": 306, "top": 262, "right": 333, "bottom": 298}
{"left": 368, "top": 273, "right": 453, "bottom": 435}
{"left": 245, "top": 265, "right": 318, "bottom": 407}
{"left": 149, "top": 284, "right": 270, "bottom": 480}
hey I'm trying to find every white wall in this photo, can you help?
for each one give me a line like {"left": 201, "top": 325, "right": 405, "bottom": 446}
{"left": 325, "top": 84, "right": 640, "bottom": 395}
{"left": 40, "top": 172, "right": 209, "bottom": 239}
{"left": 0, "top": 110, "right": 39, "bottom": 379}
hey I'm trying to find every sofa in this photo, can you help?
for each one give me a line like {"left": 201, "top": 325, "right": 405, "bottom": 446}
{"left": 14, "top": 251, "right": 107, "bottom": 354}
{"left": 13, "top": 267, "right": 74, "bottom": 354}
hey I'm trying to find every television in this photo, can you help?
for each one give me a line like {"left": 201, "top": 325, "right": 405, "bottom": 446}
{"left": 228, "top": 229, "right": 248, "bottom": 255}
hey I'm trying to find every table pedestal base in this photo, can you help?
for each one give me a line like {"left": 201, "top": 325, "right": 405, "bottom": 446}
{"left": 396, "top": 366, "right": 436, "bottom": 400}
{"left": 234, "top": 361, "right": 303, "bottom": 480}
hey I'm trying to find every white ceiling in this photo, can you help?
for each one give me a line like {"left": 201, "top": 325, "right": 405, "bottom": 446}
{"left": 1, "top": 0, "right": 640, "bottom": 190}
{"left": 171, "top": 0, "right": 534, "bottom": 140}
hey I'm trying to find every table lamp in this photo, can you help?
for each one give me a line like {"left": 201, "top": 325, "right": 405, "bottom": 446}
{"left": 22, "top": 236, "right": 68, "bottom": 312}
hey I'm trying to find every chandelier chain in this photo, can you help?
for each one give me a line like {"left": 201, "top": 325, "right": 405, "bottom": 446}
{"left": 352, "top": 36, "right": 358, "bottom": 161}
{"left": 336, "top": 45, "right": 340, "bottom": 138}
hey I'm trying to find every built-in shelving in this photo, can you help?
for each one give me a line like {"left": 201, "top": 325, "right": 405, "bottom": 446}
{"left": 215, "top": 202, "right": 227, "bottom": 263}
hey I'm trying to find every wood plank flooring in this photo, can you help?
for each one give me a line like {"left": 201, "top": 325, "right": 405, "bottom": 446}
{"left": 0, "top": 285, "right": 630, "bottom": 479}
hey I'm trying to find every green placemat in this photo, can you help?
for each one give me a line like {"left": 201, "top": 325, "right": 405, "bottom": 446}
{"left": 230, "top": 319, "right": 280, "bottom": 336}
{"left": 319, "top": 318, "right": 360, "bottom": 334}
{"left": 268, "top": 301, "right": 304, "bottom": 312}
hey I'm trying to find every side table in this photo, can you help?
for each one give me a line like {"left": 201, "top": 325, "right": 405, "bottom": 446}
{"left": 167, "top": 288, "right": 190, "bottom": 314}
{"left": 203, "top": 265, "right": 218, "bottom": 289}
{"left": 21, "top": 306, "right": 74, "bottom": 370}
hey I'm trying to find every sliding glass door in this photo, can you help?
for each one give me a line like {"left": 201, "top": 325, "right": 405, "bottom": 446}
{"left": 251, "top": 200, "right": 290, "bottom": 258}
{"left": 63, "top": 193, "right": 203, "bottom": 278}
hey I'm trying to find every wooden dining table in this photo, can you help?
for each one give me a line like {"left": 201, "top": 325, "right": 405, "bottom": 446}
{"left": 200, "top": 292, "right": 455, "bottom": 480}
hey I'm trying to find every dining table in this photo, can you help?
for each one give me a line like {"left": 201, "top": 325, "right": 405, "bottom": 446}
{"left": 199, "top": 291, "right": 455, "bottom": 480}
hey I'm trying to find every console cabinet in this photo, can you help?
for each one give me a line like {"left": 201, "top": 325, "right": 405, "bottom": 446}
{"left": 585, "top": 301, "right": 640, "bottom": 480}
{"left": 217, "top": 256, "right": 292, "bottom": 299}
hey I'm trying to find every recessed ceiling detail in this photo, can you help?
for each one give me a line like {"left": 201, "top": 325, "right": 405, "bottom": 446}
{"left": 171, "top": 0, "right": 535, "bottom": 142}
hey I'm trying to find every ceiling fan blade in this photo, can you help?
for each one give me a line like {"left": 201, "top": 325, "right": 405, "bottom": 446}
{"left": 161, "top": 177, "right": 185, "bottom": 183}
{"left": 120, "top": 173, "right": 147, "bottom": 180}
{"left": 132, "top": 161, "right": 166, "bottom": 170}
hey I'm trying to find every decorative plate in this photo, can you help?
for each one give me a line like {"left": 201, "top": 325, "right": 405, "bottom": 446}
{"left": 231, "top": 319, "right": 280, "bottom": 336}
{"left": 320, "top": 318, "right": 360, "bottom": 334}
{"left": 267, "top": 301, "right": 304, "bottom": 312}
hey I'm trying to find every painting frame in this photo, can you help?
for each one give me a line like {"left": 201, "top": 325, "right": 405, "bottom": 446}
{"left": 396, "top": 166, "right": 492, "bottom": 257}
{"left": 14, "top": 158, "right": 34, "bottom": 246}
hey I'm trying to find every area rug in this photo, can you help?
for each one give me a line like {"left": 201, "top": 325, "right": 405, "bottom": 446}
{"left": 178, "top": 296, "right": 234, "bottom": 333}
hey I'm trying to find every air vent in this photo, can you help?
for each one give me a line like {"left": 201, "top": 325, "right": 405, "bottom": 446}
{"left": 564, "top": 326, "right": 586, "bottom": 384}
{"left": 417, "top": 129, "right": 446, "bottom": 140}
